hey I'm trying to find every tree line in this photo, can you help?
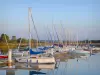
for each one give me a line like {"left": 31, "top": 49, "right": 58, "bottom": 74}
{"left": 0, "top": 33, "right": 100, "bottom": 44}
{"left": 0, "top": 34, "right": 37, "bottom": 43}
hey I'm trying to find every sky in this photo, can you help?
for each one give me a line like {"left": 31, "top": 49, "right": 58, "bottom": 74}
{"left": 0, "top": 0, "right": 100, "bottom": 40}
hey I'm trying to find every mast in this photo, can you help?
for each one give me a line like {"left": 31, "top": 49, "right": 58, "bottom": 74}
{"left": 28, "top": 7, "right": 31, "bottom": 49}
{"left": 45, "top": 25, "right": 50, "bottom": 46}
{"left": 52, "top": 24, "right": 55, "bottom": 45}
{"left": 60, "top": 21, "right": 67, "bottom": 46}
{"left": 47, "top": 25, "right": 53, "bottom": 46}
{"left": 30, "top": 8, "right": 40, "bottom": 48}
{"left": 68, "top": 30, "right": 70, "bottom": 45}
{"left": 76, "top": 32, "right": 79, "bottom": 47}
{"left": 53, "top": 24, "right": 60, "bottom": 46}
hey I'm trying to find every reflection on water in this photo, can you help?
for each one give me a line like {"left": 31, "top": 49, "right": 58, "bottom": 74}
{"left": 15, "top": 63, "right": 56, "bottom": 70}
{"left": 6, "top": 70, "right": 15, "bottom": 75}
{"left": 29, "top": 71, "right": 46, "bottom": 75}
{"left": 0, "top": 53, "right": 100, "bottom": 75}
{"left": 1, "top": 63, "right": 56, "bottom": 75}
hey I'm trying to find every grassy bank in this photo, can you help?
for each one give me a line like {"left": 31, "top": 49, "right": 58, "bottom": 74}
{"left": 0, "top": 43, "right": 18, "bottom": 53}
{"left": 0, "top": 42, "right": 49, "bottom": 53}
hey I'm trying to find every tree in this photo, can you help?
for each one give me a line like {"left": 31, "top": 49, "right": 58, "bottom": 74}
{"left": 31, "top": 39, "right": 37, "bottom": 43}
{"left": 17, "top": 38, "right": 21, "bottom": 43}
{"left": 10, "top": 36, "right": 17, "bottom": 43}
{"left": 0, "top": 34, "right": 9, "bottom": 42}
{"left": 17, "top": 38, "right": 28, "bottom": 43}
{"left": 21, "top": 38, "right": 28, "bottom": 43}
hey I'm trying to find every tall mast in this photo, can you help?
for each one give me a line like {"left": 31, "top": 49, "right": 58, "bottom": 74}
{"left": 77, "top": 32, "right": 79, "bottom": 46}
{"left": 68, "top": 31, "right": 70, "bottom": 45}
{"left": 53, "top": 24, "right": 60, "bottom": 46}
{"left": 28, "top": 7, "right": 31, "bottom": 49}
{"left": 30, "top": 8, "right": 40, "bottom": 48}
{"left": 45, "top": 25, "right": 50, "bottom": 45}
{"left": 60, "top": 21, "right": 67, "bottom": 46}
{"left": 47, "top": 25, "right": 53, "bottom": 45}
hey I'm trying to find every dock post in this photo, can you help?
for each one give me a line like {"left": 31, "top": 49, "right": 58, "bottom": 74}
{"left": 8, "top": 49, "right": 12, "bottom": 68}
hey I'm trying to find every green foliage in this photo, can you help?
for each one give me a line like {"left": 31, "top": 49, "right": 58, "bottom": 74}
{"left": 0, "top": 34, "right": 9, "bottom": 42}
{"left": 22, "top": 38, "right": 28, "bottom": 43}
{"left": 9, "top": 36, "right": 17, "bottom": 43}
{"left": 17, "top": 38, "right": 28, "bottom": 43}
{"left": 9, "top": 40, "right": 17, "bottom": 43}
{"left": 31, "top": 39, "right": 37, "bottom": 43}
{"left": 17, "top": 38, "right": 21, "bottom": 43}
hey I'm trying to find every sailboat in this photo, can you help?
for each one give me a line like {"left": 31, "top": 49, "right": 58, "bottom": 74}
{"left": 68, "top": 32, "right": 90, "bottom": 55}
{"left": 15, "top": 8, "right": 55, "bottom": 64}
{"left": 12, "top": 38, "right": 29, "bottom": 57}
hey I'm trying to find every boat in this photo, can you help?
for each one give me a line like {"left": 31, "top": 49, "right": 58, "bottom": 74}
{"left": 15, "top": 49, "right": 55, "bottom": 64}
{"left": 92, "top": 47, "right": 100, "bottom": 51}
{"left": 16, "top": 56, "right": 55, "bottom": 64}
{"left": 73, "top": 50, "right": 90, "bottom": 54}
{"left": 68, "top": 33, "right": 90, "bottom": 55}
{"left": 12, "top": 49, "right": 29, "bottom": 57}
{"left": 0, "top": 51, "right": 8, "bottom": 59}
{"left": 15, "top": 8, "right": 55, "bottom": 64}
{"left": 0, "top": 55, "right": 8, "bottom": 59}
{"left": 68, "top": 46, "right": 90, "bottom": 55}
{"left": 12, "top": 38, "right": 29, "bottom": 57}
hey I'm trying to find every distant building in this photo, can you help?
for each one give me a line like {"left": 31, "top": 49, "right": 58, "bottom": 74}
{"left": 11, "top": 36, "right": 16, "bottom": 40}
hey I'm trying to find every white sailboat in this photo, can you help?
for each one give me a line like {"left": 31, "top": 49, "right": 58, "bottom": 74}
{"left": 92, "top": 47, "right": 100, "bottom": 51}
{"left": 12, "top": 38, "right": 29, "bottom": 57}
{"left": 15, "top": 7, "right": 55, "bottom": 64}
{"left": 68, "top": 32, "right": 90, "bottom": 54}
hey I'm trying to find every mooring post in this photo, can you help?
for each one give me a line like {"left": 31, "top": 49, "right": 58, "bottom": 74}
{"left": 8, "top": 49, "right": 12, "bottom": 68}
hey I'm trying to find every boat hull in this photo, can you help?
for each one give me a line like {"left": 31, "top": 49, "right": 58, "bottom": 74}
{"left": 92, "top": 47, "right": 100, "bottom": 50}
{"left": 15, "top": 57, "right": 55, "bottom": 64}
{"left": 73, "top": 50, "right": 90, "bottom": 54}
{"left": 0, "top": 55, "right": 8, "bottom": 59}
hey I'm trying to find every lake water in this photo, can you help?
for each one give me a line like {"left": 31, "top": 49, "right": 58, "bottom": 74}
{"left": 0, "top": 53, "right": 100, "bottom": 75}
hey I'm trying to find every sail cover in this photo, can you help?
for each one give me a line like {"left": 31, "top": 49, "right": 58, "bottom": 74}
{"left": 30, "top": 49, "right": 45, "bottom": 55}
{"left": 38, "top": 46, "right": 54, "bottom": 50}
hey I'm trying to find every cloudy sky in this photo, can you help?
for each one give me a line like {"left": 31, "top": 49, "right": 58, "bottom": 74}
{"left": 0, "top": 0, "right": 100, "bottom": 40}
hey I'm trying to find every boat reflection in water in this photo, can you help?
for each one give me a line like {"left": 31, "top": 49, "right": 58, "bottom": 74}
{"left": 6, "top": 70, "right": 15, "bottom": 75}
{"left": 15, "top": 63, "right": 56, "bottom": 70}
{"left": 29, "top": 71, "right": 46, "bottom": 75}
{"left": 5, "top": 63, "right": 56, "bottom": 75}
{"left": 6, "top": 70, "right": 46, "bottom": 75}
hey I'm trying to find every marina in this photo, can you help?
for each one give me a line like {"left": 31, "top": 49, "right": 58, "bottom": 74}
{"left": 0, "top": 0, "right": 100, "bottom": 75}
{"left": 0, "top": 52, "right": 100, "bottom": 75}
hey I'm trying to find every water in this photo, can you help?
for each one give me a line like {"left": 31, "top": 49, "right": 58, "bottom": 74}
{"left": 0, "top": 53, "right": 100, "bottom": 75}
